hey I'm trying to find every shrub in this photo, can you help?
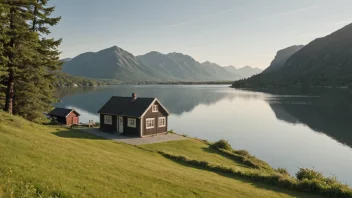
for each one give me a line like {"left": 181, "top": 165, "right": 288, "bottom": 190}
{"left": 201, "top": 139, "right": 211, "bottom": 145}
{"left": 167, "top": 130, "right": 175, "bottom": 134}
{"left": 234, "top": 150, "right": 250, "bottom": 157}
{"left": 296, "top": 168, "right": 324, "bottom": 181}
{"left": 210, "top": 139, "right": 232, "bottom": 151}
{"left": 277, "top": 168, "right": 290, "bottom": 176}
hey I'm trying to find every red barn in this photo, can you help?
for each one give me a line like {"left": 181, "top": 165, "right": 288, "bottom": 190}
{"left": 48, "top": 108, "right": 80, "bottom": 125}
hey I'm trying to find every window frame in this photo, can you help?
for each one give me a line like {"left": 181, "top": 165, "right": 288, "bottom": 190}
{"left": 127, "top": 118, "right": 136, "bottom": 128}
{"left": 146, "top": 118, "right": 155, "bottom": 129}
{"left": 158, "top": 117, "right": 166, "bottom": 127}
{"left": 104, "top": 115, "right": 112, "bottom": 125}
{"left": 152, "top": 105, "right": 158, "bottom": 112}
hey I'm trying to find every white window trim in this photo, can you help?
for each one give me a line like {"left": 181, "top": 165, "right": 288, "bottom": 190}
{"left": 152, "top": 105, "right": 158, "bottom": 112}
{"left": 146, "top": 118, "right": 155, "bottom": 129}
{"left": 158, "top": 117, "right": 166, "bottom": 127}
{"left": 127, "top": 118, "right": 136, "bottom": 128}
{"left": 104, "top": 115, "right": 112, "bottom": 125}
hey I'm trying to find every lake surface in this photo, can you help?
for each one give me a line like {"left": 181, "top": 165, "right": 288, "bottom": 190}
{"left": 56, "top": 85, "right": 352, "bottom": 186}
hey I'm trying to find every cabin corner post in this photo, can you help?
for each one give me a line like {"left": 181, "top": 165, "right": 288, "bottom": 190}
{"left": 140, "top": 117, "right": 142, "bottom": 137}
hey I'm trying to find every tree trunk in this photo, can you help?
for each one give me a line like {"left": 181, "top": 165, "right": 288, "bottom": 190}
{"left": 4, "top": 6, "right": 16, "bottom": 114}
{"left": 4, "top": 70, "right": 14, "bottom": 114}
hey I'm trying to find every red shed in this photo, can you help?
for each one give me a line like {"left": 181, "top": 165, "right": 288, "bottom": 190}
{"left": 48, "top": 108, "right": 80, "bottom": 125}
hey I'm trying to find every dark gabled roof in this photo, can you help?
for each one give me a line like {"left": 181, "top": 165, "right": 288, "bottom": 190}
{"left": 48, "top": 108, "right": 80, "bottom": 117}
{"left": 98, "top": 96, "right": 167, "bottom": 117}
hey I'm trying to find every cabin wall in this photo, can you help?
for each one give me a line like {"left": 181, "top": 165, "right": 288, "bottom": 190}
{"left": 143, "top": 101, "right": 168, "bottom": 136}
{"left": 99, "top": 114, "right": 117, "bottom": 132}
{"left": 56, "top": 117, "right": 67, "bottom": 125}
{"left": 123, "top": 117, "right": 140, "bottom": 136}
{"left": 66, "top": 112, "right": 79, "bottom": 125}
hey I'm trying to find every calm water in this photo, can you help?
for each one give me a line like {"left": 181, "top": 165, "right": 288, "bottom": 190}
{"left": 56, "top": 85, "right": 352, "bottom": 186}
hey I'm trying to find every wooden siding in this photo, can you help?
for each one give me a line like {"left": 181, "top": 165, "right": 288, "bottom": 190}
{"left": 142, "top": 101, "right": 168, "bottom": 136}
{"left": 99, "top": 114, "right": 140, "bottom": 136}
{"left": 53, "top": 111, "right": 79, "bottom": 125}
{"left": 66, "top": 111, "right": 79, "bottom": 125}
{"left": 99, "top": 114, "right": 117, "bottom": 132}
{"left": 123, "top": 117, "right": 140, "bottom": 136}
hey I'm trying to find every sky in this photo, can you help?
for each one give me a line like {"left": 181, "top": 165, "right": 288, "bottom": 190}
{"left": 49, "top": 0, "right": 352, "bottom": 69}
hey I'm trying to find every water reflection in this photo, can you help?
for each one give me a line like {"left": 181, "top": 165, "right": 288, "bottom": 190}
{"left": 56, "top": 85, "right": 238, "bottom": 116}
{"left": 57, "top": 86, "right": 352, "bottom": 149}
{"left": 263, "top": 88, "right": 352, "bottom": 148}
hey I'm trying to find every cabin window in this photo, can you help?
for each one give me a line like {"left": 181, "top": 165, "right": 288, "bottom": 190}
{"left": 146, "top": 118, "right": 155, "bottom": 129}
{"left": 104, "top": 115, "right": 112, "bottom": 125}
{"left": 158, "top": 117, "right": 166, "bottom": 127}
{"left": 152, "top": 105, "right": 158, "bottom": 112}
{"left": 127, "top": 118, "right": 136, "bottom": 128}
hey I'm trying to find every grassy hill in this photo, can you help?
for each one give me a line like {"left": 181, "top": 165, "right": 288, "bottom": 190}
{"left": 0, "top": 111, "right": 325, "bottom": 197}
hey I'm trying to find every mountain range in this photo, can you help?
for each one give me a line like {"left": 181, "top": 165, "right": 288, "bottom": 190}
{"left": 233, "top": 23, "right": 352, "bottom": 88}
{"left": 262, "top": 45, "right": 304, "bottom": 74}
{"left": 62, "top": 47, "right": 262, "bottom": 82}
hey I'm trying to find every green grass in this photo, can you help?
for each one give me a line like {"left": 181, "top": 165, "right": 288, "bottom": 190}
{"left": 0, "top": 111, "right": 320, "bottom": 197}
{"left": 141, "top": 139, "right": 254, "bottom": 171}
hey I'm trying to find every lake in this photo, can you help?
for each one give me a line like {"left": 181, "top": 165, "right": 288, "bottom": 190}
{"left": 56, "top": 85, "right": 352, "bottom": 186}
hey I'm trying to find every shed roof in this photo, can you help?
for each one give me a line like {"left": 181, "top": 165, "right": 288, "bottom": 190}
{"left": 48, "top": 108, "right": 80, "bottom": 117}
{"left": 98, "top": 96, "right": 169, "bottom": 117}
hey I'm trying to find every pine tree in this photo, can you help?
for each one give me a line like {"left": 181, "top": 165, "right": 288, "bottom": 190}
{"left": 0, "top": 0, "right": 61, "bottom": 122}
{"left": 13, "top": 0, "right": 62, "bottom": 121}
{"left": 0, "top": 3, "right": 9, "bottom": 106}
{"left": 1, "top": 0, "right": 37, "bottom": 114}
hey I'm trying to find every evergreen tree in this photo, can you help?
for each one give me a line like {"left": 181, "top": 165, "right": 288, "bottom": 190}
{"left": 13, "top": 0, "right": 62, "bottom": 121}
{"left": 0, "top": 0, "right": 61, "bottom": 122}
{"left": 1, "top": 0, "right": 37, "bottom": 114}
{"left": 0, "top": 3, "right": 9, "bottom": 106}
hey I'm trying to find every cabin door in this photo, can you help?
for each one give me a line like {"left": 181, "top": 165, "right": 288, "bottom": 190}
{"left": 117, "top": 117, "right": 124, "bottom": 133}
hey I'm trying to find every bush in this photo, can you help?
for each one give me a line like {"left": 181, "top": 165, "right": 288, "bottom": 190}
{"left": 210, "top": 139, "right": 232, "bottom": 151}
{"left": 296, "top": 168, "right": 324, "bottom": 181}
{"left": 234, "top": 150, "right": 250, "bottom": 157}
{"left": 277, "top": 168, "right": 290, "bottom": 176}
{"left": 167, "top": 130, "right": 175, "bottom": 134}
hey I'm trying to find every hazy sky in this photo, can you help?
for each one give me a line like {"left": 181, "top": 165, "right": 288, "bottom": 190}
{"left": 50, "top": 0, "right": 352, "bottom": 69}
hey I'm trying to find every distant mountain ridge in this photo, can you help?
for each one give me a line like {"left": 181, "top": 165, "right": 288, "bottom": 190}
{"left": 233, "top": 23, "right": 352, "bottom": 88}
{"left": 262, "top": 45, "right": 304, "bottom": 74}
{"left": 63, "top": 46, "right": 262, "bottom": 82}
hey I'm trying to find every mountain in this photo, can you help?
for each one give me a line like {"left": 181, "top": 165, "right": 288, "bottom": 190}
{"left": 223, "top": 65, "right": 262, "bottom": 78}
{"left": 237, "top": 66, "right": 262, "bottom": 77}
{"left": 62, "top": 46, "right": 175, "bottom": 82}
{"left": 60, "top": 58, "right": 72, "bottom": 62}
{"left": 233, "top": 23, "right": 352, "bottom": 88}
{"left": 63, "top": 46, "right": 242, "bottom": 82}
{"left": 224, "top": 65, "right": 238, "bottom": 74}
{"left": 262, "top": 45, "right": 304, "bottom": 74}
{"left": 137, "top": 52, "right": 214, "bottom": 81}
{"left": 137, "top": 52, "right": 241, "bottom": 81}
{"left": 279, "top": 23, "right": 352, "bottom": 85}
{"left": 200, "top": 61, "right": 242, "bottom": 80}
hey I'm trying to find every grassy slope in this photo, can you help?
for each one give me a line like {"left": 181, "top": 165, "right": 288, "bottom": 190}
{"left": 0, "top": 112, "right": 318, "bottom": 197}
{"left": 141, "top": 139, "right": 254, "bottom": 171}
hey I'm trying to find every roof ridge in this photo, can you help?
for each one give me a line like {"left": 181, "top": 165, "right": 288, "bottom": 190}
{"left": 54, "top": 107, "right": 73, "bottom": 110}
{"left": 111, "top": 96, "right": 156, "bottom": 99}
